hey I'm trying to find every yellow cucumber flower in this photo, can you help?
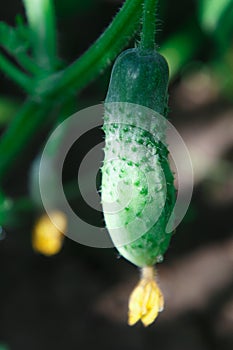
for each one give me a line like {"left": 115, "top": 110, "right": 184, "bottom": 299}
{"left": 32, "top": 211, "right": 67, "bottom": 256}
{"left": 128, "top": 266, "right": 164, "bottom": 327}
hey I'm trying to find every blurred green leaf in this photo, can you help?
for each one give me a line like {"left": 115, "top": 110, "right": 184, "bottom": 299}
{"left": 0, "top": 97, "right": 19, "bottom": 125}
{"left": 198, "top": 0, "right": 233, "bottom": 53}
{"left": 212, "top": 47, "right": 233, "bottom": 98}
{"left": 198, "top": 0, "right": 232, "bottom": 32}
{"left": 0, "top": 19, "right": 29, "bottom": 55}
{"left": 160, "top": 18, "right": 203, "bottom": 79}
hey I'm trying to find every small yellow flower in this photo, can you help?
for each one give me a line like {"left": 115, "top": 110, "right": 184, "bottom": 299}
{"left": 32, "top": 211, "right": 67, "bottom": 256}
{"left": 128, "top": 266, "right": 164, "bottom": 327}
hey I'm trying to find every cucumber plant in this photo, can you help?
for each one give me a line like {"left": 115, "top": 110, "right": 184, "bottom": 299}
{"left": 102, "top": 0, "right": 176, "bottom": 326}
{"left": 0, "top": 0, "right": 176, "bottom": 327}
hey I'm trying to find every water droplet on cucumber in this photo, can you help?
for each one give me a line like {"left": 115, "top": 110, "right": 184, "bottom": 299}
{"left": 156, "top": 255, "right": 164, "bottom": 263}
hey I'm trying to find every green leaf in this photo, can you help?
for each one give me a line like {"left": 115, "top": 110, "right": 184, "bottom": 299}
{"left": 159, "top": 18, "right": 203, "bottom": 80}
{"left": 198, "top": 0, "right": 233, "bottom": 32}
{"left": 198, "top": 0, "right": 233, "bottom": 53}
{"left": 0, "top": 20, "right": 29, "bottom": 55}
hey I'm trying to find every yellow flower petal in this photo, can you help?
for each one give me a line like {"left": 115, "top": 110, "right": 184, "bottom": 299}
{"left": 128, "top": 284, "right": 145, "bottom": 325}
{"left": 32, "top": 211, "right": 66, "bottom": 256}
{"left": 141, "top": 283, "right": 161, "bottom": 326}
{"left": 128, "top": 266, "right": 164, "bottom": 327}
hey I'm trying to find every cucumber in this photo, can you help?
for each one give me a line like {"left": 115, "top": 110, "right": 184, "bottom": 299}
{"left": 101, "top": 48, "right": 176, "bottom": 267}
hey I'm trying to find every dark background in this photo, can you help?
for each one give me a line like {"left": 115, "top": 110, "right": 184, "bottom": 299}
{"left": 0, "top": 1, "right": 232, "bottom": 349}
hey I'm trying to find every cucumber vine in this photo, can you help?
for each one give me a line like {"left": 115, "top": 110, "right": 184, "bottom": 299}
{"left": 0, "top": 0, "right": 144, "bottom": 181}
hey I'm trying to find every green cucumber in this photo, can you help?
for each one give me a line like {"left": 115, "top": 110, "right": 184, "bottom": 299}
{"left": 101, "top": 48, "right": 175, "bottom": 267}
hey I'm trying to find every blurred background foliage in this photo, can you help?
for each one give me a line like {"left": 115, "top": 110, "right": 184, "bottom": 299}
{"left": 0, "top": 0, "right": 232, "bottom": 349}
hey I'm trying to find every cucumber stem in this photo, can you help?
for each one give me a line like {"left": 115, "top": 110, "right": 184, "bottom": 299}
{"left": 141, "top": 266, "right": 155, "bottom": 280}
{"left": 140, "top": 0, "right": 158, "bottom": 51}
{"left": 0, "top": 52, "right": 32, "bottom": 91}
{"left": 23, "top": 0, "right": 57, "bottom": 71}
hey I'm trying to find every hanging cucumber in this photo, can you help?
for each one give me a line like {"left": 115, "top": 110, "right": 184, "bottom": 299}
{"left": 103, "top": 48, "right": 175, "bottom": 266}
{"left": 101, "top": 0, "right": 176, "bottom": 327}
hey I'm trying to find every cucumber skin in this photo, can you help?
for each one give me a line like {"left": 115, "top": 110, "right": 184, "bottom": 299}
{"left": 105, "top": 49, "right": 169, "bottom": 114}
{"left": 102, "top": 49, "right": 176, "bottom": 267}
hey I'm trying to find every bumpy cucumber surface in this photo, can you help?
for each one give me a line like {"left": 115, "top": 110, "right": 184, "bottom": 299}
{"left": 102, "top": 49, "right": 175, "bottom": 267}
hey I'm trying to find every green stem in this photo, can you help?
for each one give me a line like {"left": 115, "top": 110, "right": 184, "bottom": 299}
{"left": 23, "top": 0, "right": 57, "bottom": 70}
{"left": 0, "top": 0, "right": 143, "bottom": 182}
{"left": 16, "top": 53, "right": 44, "bottom": 75}
{"left": 36, "top": 0, "right": 143, "bottom": 97}
{"left": 0, "top": 51, "right": 32, "bottom": 90}
{"left": 140, "top": 0, "right": 157, "bottom": 50}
